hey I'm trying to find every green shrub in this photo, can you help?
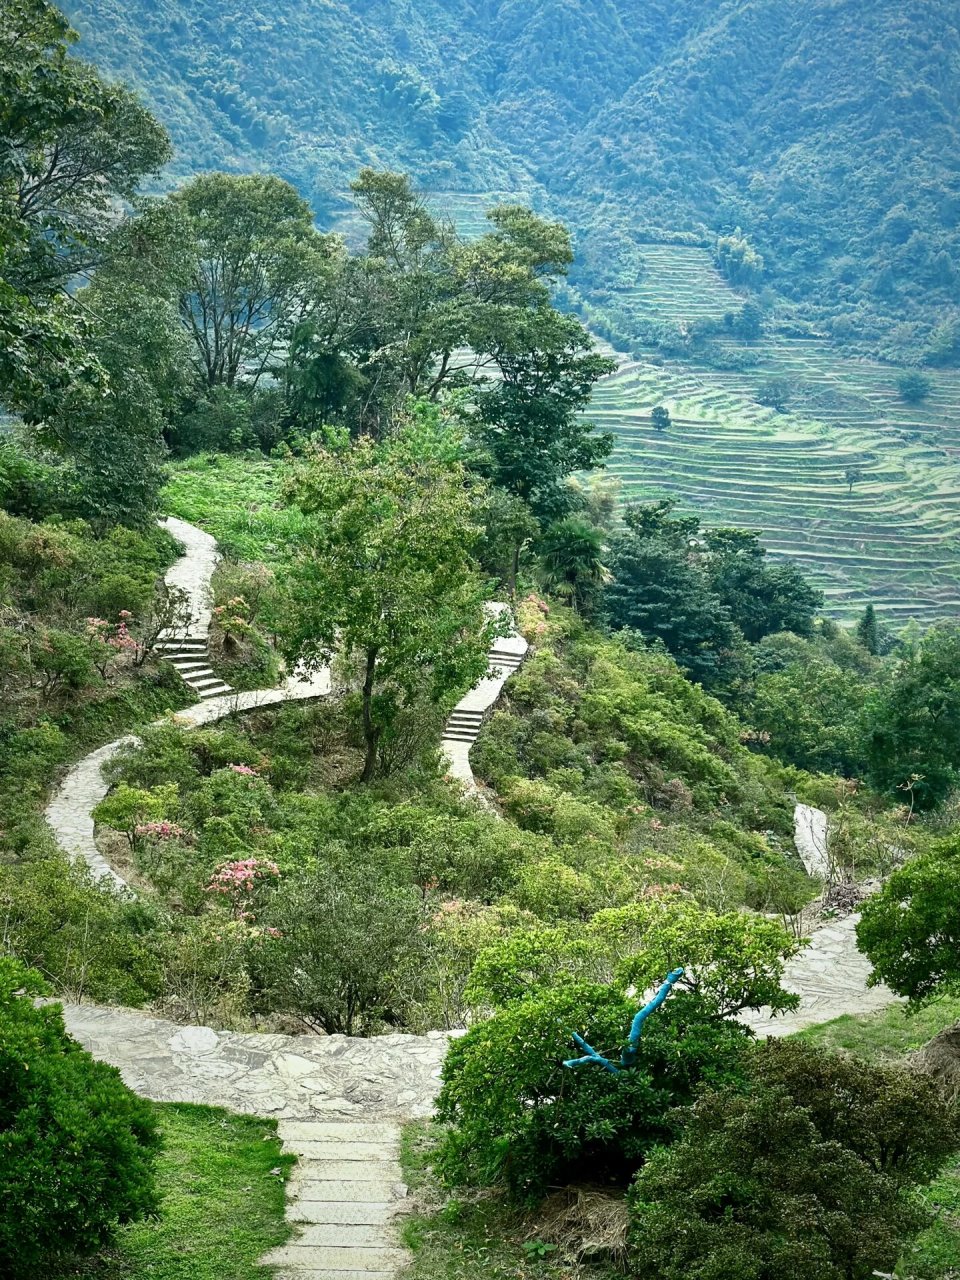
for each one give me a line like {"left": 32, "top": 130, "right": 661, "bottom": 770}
{"left": 0, "top": 855, "right": 164, "bottom": 1005}
{"left": 434, "top": 982, "right": 749, "bottom": 1202}
{"left": 627, "top": 1039, "right": 958, "bottom": 1280}
{"left": 255, "top": 858, "right": 426, "bottom": 1034}
{"left": 0, "top": 958, "right": 160, "bottom": 1278}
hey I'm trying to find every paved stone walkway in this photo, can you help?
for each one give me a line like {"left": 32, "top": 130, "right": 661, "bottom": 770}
{"left": 794, "top": 802, "right": 830, "bottom": 879}
{"left": 441, "top": 602, "right": 528, "bottom": 791}
{"left": 61, "top": 1003, "right": 448, "bottom": 1279}
{"left": 43, "top": 518, "right": 904, "bottom": 1273}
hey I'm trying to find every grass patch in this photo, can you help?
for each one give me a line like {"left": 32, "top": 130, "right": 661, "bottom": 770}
{"left": 163, "top": 452, "right": 305, "bottom": 564}
{"left": 73, "top": 1102, "right": 294, "bottom": 1280}
{"left": 398, "top": 1122, "right": 619, "bottom": 1280}
{"left": 796, "top": 996, "right": 960, "bottom": 1062}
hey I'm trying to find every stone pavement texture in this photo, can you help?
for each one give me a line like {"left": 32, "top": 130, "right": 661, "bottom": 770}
{"left": 794, "top": 802, "right": 830, "bottom": 878}
{"left": 61, "top": 1004, "right": 449, "bottom": 1279}
{"left": 46, "top": 517, "right": 528, "bottom": 1276}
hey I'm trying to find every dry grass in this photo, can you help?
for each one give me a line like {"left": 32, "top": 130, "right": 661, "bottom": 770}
{"left": 532, "top": 1187, "right": 630, "bottom": 1267}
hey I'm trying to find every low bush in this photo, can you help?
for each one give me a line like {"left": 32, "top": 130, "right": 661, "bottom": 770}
{"left": 0, "top": 958, "right": 160, "bottom": 1278}
{"left": 434, "top": 982, "right": 749, "bottom": 1202}
{"left": 628, "top": 1039, "right": 959, "bottom": 1280}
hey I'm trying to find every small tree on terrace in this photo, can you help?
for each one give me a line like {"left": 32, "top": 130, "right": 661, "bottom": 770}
{"left": 844, "top": 464, "right": 864, "bottom": 495}
{"left": 651, "top": 404, "right": 671, "bottom": 433}
{"left": 276, "top": 421, "right": 495, "bottom": 780}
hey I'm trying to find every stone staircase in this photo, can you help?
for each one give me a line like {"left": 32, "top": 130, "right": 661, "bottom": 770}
{"left": 441, "top": 643, "right": 526, "bottom": 747}
{"left": 153, "top": 634, "right": 233, "bottom": 701}
{"left": 262, "top": 1121, "right": 409, "bottom": 1279}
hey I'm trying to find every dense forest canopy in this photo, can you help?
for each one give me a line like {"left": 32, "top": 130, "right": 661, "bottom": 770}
{"left": 62, "top": 0, "right": 960, "bottom": 355}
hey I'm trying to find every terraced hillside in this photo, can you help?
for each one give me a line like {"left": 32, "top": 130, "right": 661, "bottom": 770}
{"left": 591, "top": 247, "right": 960, "bottom": 627}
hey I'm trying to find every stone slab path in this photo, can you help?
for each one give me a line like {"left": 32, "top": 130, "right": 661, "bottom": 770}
{"left": 441, "top": 601, "right": 528, "bottom": 791}
{"left": 61, "top": 1003, "right": 448, "bottom": 1279}
{"left": 42, "top": 517, "right": 904, "bottom": 1273}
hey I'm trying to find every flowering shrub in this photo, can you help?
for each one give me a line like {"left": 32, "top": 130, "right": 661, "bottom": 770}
{"left": 134, "top": 821, "right": 188, "bottom": 841}
{"left": 206, "top": 858, "right": 280, "bottom": 920}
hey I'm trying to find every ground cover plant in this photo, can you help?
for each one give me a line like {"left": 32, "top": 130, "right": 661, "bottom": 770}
{"left": 70, "top": 1103, "right": 294, "bottom": 1280}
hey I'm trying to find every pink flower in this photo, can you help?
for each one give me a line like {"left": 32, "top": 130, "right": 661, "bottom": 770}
{"left": 135, "top": 821, "right": 187, "bottom": 840}
{"left": 228, "top": 763, "right": 259, "bottom": 776}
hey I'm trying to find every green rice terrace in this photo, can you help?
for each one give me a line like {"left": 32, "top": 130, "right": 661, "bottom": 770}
{"left": 331, "top": 192, "right": 960, "bottom": 627}
{"left": 590, "top": 244, "right": 960, "bottom": 626}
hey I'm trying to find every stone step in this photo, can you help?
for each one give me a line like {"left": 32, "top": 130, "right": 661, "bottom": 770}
{"left": 286, "top": 1224, "right": 395, "bottom": 1248}
{"left": 197, "top": 684, "right": 234, "bottom": 699}
{"left": 169, "top": 658, "right": 213, "bottom": 670}
{"left": 293, "top": 1181, "right": 403, "bottom": 1204}
{"left": 177, "top": 667, "right": 216, "bottom": 680}
{"left": 266, "top": 1245, "right": 406, "bottom": 1271}
{"left": 280, "top": 1122, "right": 402, "bottom": 1144}
{"left": 289, "top": 1202, "right": 397, "bottom": 1226}
{"left": 442, "top": 729, "right": 480, "bottom": 742}
{"left": 187, "top": 674, "right": 224, "bottom": 688}
{"left": 296, "top": 1161, "right": 402, "bottom": 1183}
{"left": 286, "top": 1142, "right": 398, "bottom": 1161}
{"left": 155, "top": 637, "right": 207, "bottom": 649}
{"left": 446, "top": 709, "right": 483, "bottom": 722}
{"left": 275, "top": 1271, "right": 394, "bottom": 1280}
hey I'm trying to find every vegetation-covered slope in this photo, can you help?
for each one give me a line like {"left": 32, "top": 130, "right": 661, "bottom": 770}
{"left": 63, "top": 0, "right": 960, "bottom": 352}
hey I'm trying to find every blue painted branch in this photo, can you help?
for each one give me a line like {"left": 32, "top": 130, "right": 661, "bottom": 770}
{"left": 621, "top": 966, "right": 685, "bottom": 1067}
{"left": 564, "top": 967, "right": 685, "bottom": 1074}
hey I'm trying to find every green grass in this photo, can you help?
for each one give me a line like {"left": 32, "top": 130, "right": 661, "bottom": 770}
{"left": 398, "top": 1123, "right": 616, "bottom": 1280}
{"left": 163, "top": 452, "right": 305, "bottom": 564}
{"left": 74, "top": 1102, "right": 294, "bottom": 1280}
{"left": 800, "top": 999, "right": 960, "bottom": 1279}
{"left": 796, "top": 996, "right": 960, "bottom": 1062}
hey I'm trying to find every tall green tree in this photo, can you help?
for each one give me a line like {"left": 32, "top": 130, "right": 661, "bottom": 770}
{"left": 705, "top": 527, "right": 822, "bottom": 643}
{"left": 171, "top": 172, "right": 336, "bottom": 391}
{"left": 605, "top": 503, "right": 739, "bottom": 688}
{"left": 0, "top": 0, "right": 169, "bottom": 422}
{"left": 856, "top": 603, "right": 880, "bottom": 654}
{"left": 861, "top": 626, "right": 960, "bottom": 808}
{"left": 276, "top": 423, "right": 495, "bottom": 780}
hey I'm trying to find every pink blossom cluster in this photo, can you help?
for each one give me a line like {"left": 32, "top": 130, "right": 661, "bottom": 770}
{"left": 642, "top": 882, "right": 683, "bottom": 898}
{"left": 228, "top": 763, "right": 259, "bottom": 776}
{"left": 135, "top": 821, "right": 187, "bottom": 840}
{"left": 207, "top": 858, "right": 280, "bottom": 896}
{"left": 86, "top": 616, "right": 137, "bottom": 652}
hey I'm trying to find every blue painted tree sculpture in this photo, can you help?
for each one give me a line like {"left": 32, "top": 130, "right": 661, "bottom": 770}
{"left": 563, "top": 967, "right": 685, "bottom": 1075}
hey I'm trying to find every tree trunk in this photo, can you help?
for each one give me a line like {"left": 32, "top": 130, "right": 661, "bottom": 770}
{"left": 508, "top": 541, "right": 520, "bottom": 595}
{"left": 361, "top": 645, "right": 380, "bottom": 782}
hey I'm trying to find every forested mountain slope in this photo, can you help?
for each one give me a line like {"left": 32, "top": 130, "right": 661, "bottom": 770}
{"left": 64, "top": 0, "right": 960, "bottom": 350}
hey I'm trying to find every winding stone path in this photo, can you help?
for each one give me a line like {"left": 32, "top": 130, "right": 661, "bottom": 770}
{"left": 61, "top": 1004, "right": 448, "bottom": 1279}
{"left": 441, "top": 602, "right": 528, "bottom": 791}
{"left": 46, "top": 517, "right": 525, "bottom": 1276}
{"left": 43, "top": 518, "right": 903, "bottom": 1273}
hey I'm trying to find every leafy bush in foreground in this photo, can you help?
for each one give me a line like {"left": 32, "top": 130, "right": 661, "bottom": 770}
{"left": 628, "top": 1040, "right": 958, "bottom": 1280}
{"left": 434, "top": 982, "right": 749, "bottom": 1202}
{"left": 0, "top": 958, "right": 159, "bottom": 1278}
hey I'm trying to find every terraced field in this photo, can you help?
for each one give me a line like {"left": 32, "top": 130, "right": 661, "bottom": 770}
{"left": 592, "top": 247, "right": 960, "bottom": 626}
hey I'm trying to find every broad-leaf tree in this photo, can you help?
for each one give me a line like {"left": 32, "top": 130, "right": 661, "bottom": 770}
{"left": 857, "top": 834, "right": 960, "bottom": 1003}
{"left": 276, "top": 422, "right": 495, "bottom": 780}
{"left": 861, "top": 626, "right": 960, "bottom": 808}
{"left": 171, "top": 172, "right": 336, "bottom": 391}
